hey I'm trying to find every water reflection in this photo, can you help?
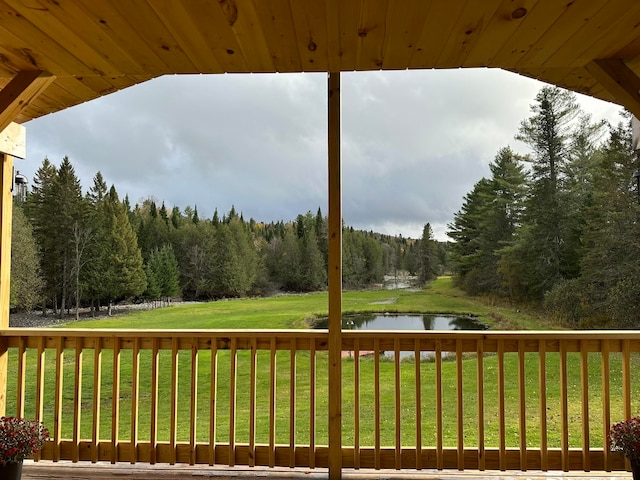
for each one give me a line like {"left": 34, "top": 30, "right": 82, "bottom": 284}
{"left": 314, "top": 313, "right": 487, "bottom": 360}
{"left": 314, "top": 313, "right": 486, "bottom": 331}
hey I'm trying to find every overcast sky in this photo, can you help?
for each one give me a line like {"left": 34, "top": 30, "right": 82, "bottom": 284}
{"left": 23, "top": 68, "right": 624, "bottom": 241}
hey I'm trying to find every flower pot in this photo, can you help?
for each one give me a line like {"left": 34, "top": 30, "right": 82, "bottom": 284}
{"left": 0, "top": 461, "right": 22, "bottom": 480}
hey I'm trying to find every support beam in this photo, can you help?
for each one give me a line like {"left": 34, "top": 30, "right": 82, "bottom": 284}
{"left": 0, "top": 71, "right": 53, "bottom": 416}
{"left": 585, "top": 59, "right": 640, "bottom": 119}
{"left": 0, "top": 153, "right": 12, "bottom": 330}
{"left": 327, "top": 72, "right": 342, "bottom": 480}
{"left": 0, "top": 70, "right": 55, "bottom": 133}
{"left": 0, "top": 153, "right": 12, "bottom": 415}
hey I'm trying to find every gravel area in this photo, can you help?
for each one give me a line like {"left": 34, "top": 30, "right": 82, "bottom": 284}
{"left": 9, "top": 301, "right": 195, "bottom": 328}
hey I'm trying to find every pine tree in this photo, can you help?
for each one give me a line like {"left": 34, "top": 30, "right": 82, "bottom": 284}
{"left": 52, "top": 157, "right": 86, "bottom": 316}
{"left": 102, "top": 186, "right": 146, "bottom": 313}
{"left": 10, "top": 203, "right": 43, "bottom": 312}
{"left": 418, "top": 223, "right": 438, "bottom": 283}
{"left": 510, "top": 86, "right": 581, "bottom": 298}
{"left": 26, "top": 158, "right": 58, "bottom": 313}
{"left": 575, "top": 119, "right": 640, "bottom": 326}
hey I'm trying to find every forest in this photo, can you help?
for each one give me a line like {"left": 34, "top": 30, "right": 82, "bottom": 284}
{"left": 447, "top": 86, "right": 640, "bottom": 329}
{"left": 9, "top": 159, "right": 446, "bottom": 316}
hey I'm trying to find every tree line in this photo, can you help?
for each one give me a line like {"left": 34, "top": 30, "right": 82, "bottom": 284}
{"left": 10, "top": 158, "right": 448, "bottom": 315}
{"left": 447, "top": 86, "right": 640, "bottom": 328}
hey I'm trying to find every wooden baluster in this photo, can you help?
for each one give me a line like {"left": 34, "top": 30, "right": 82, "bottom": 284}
{"left": 374, "top": 338, "right": 381, "bottom": 470}
{"left": 73, "top": 337, "right": 83, "bottom": 463}
{"left": 622, "top": 339, "right": 631, "bottom": 420}
{"left": 518, "top": 339, "right": 526, "bottom": 471}
{"left": 477, "top": 337, "right": 485, "bottom": 471}
{"left": 309, "top": 336, "right": 317, "bottom": 469}
{"left": 602, "top": 340, "right": 611, "bottom": 471}
{"left": 249, "top": 337, "right": 257, "bottom": 467}
{"left": 435, "top": 338, "right": 443, "bottom": 470}
{"left": 560, "top": 340, "right": 569, "bottom": 471}
{"left": 34, "top": 336, "right": 45, "bottom": 461}
{"left": 169, "top": 337, "right": 179, "bottom": 465}
{"left": 580, "top": 339, "right": 590, "bottom": 471}
{"left": 189, "top": 337, "right": 198, "bottom": 465}
{"left": 91, "top": 337, "right": 102, "bottom": 463}
{"left": 457, "top": 339, "right": 464, "bottom": 471}
{"left": 149, "top": 337, "right": 159, "bottom": 465}
{"left": 539, "top": 339, "right": 548, "bottom": 471}
{"left": 414, "top": 338, "right": 422, "bottom": 470}
{"left": 111, "top": 338, "right": 121, "bottom": 464}
{"left": 16, "top": 336, "right": 25, "bottom": 417}
{"left": 53, "top": 336, "right": 64, "bottom": 462}
{"left": 497, "top": 339, "right": 505, "bottom": 471}
{"left": 394, "top": 337, "right": 401, "bottom": 470}
{"left": 289, "top": 338, "right": 297, "bottom": 468}
{"left": 353, "top": 336, "right": 360, "bottom": 469}
{"left": 209, "top": 336, "right": 218, "bottom": 466}
{"left": 268, "top": 336, "right": 276, "bottom": 468}
{"left": 229, "top": 337, "right": 237, "bottom": 466}
{"left": 130, "top": 337, "right": 140, "bottom": 464}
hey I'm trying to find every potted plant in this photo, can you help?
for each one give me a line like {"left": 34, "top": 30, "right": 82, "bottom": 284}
{"left": 610, "top": 417, "right": 640, "bottom": 479}
{"left": 0, "top": 416, "right": 49, "bottom": 480}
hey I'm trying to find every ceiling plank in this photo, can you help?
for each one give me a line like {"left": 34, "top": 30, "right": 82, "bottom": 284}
{"left": 4, "top": 0, "right": 133, "bottom": 76}
{"left": 0, "top": 70, "right": 55, "bottom": 131}
{"left": 147, "top": 0, "right": 224, "bottom": 73}
{"left": 490, "top": 1, "right": 568, "bottom": 69}
{"left": 381, "top": 0, "right": 431, "bottom": 70}
{"left": 289, "top": 0, "right": 329, "bottom": 71}
{"left": 585, "top": 59, "right": 640, "bottom": 118}
{"left": 409, "top": 1, "right": 465, "bottom": 68}
{"left": 436, "top": 0, "right": 503, "bottom": 68}
{"left": 515, "top": 0, "right": 611, "bottom": 68}
{"left": 464, "top": 0, "right": 539, "bottom": 68}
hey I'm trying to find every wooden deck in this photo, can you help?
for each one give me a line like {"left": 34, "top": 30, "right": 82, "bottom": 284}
{"left": 21, "top": 462, "right": 630, "bottom": 480}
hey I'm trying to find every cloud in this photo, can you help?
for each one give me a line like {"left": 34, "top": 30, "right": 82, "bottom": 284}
{"left": 24, "top": 69, "right": 623, "bottom": 240}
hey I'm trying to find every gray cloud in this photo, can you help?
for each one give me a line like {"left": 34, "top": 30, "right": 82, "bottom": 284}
{"left": 24, "top": 69, "right": 623, "bottom": 240}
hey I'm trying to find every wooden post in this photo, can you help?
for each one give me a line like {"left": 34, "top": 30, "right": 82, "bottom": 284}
{"left": 327, "top": 72, "right": 342, "bottom": 479}
{"left": 0, "top": 153, "right": 13, "bottom": 415}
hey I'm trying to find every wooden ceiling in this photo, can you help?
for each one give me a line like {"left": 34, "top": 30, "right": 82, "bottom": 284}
{"left": 2, "top": 0, "right": 640, "bottom": 124}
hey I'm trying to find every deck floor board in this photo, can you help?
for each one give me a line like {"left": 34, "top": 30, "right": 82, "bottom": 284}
{"left": 21, "top": 461, "right": 630, "bottom": 479}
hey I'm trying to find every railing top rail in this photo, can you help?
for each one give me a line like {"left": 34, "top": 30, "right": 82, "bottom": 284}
{"left": 2, "top": 328, "right": 640, "bottom": 340}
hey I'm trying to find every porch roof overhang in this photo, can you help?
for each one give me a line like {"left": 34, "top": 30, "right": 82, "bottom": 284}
{"left": 0, "top": 0, "right": 640, "bottom": 122}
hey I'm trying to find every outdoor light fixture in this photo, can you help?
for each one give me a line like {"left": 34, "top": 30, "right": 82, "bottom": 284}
{"left": 13, "top": 169, "right": 27, "bottom": 202}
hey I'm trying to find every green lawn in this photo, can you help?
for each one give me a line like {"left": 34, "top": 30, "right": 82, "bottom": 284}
{"left": 66, "top": 276, "right": 548, "bottom": 330}
{"left": 7, "top": 278, "right": 637, "bottom": 449}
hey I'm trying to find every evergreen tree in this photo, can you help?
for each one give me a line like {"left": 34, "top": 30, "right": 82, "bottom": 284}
{"left": 510, "top": 86, "right": 581, "bottom": 298}
{"left": 10, "top": 203, "right": 43, "bottom": 312}
{"left": 52, "top": 157, "right": 86, "bottom": 316}
{"left": 571, "top": 119, "right": 640, "bottom": 326}
{"left": 26, "top": 158, "right": 58, "bottom": 312}
{"left": 102, "top": 186, "right": 146, "bottom": 312}
{"left": 211, "top": 223, "right": 242, "bottom": 296}
{"left": 418, "top": 223, "right": 438, "bottom": 283}
{"left": 84, "top": 172, "right": 110, "bottom": 312}
{"left": 145, "top": 244, "right": 180, "bottom": 302}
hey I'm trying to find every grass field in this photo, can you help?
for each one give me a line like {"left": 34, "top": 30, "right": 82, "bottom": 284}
{"left": 7, "top": 277, "right": 638, "bottom": 449}
{"left": 66, "top": 276, "right": 551, "bottom": 330}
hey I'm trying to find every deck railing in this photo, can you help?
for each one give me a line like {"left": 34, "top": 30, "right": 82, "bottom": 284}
{"left": 0, "top": 329, "right": 638, "bottom": 472}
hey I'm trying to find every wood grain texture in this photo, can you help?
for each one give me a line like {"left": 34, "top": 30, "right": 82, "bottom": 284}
{"left": 0, "top": 0, "right": 636, "bottom": 123}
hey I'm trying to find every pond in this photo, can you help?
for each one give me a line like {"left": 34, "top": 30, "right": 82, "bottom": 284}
{"left": 313, "top": 313, "right": 487, "bottom": 331}
{"left": 313, "top": 313, "right": 487, "bottom": 359}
